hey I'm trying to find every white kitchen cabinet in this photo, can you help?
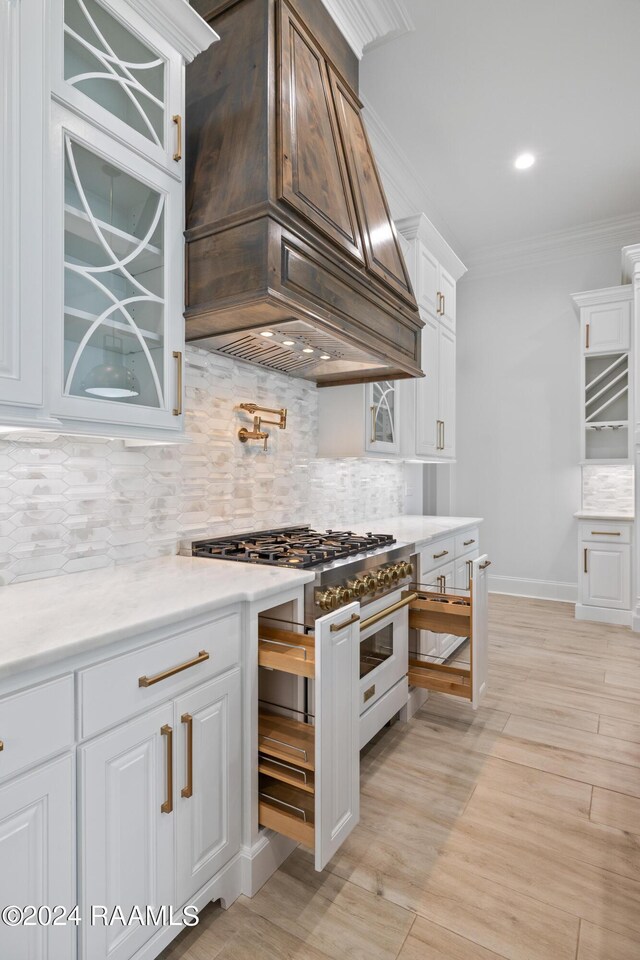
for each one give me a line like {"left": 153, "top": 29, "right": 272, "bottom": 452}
{"left": 317, "top": 380, "right": 399, "bottom": 458}
{"left": 576, "top": 520, "right": 633, "bottom": 625}
{"left": 0, "top": 0, "right": 46, "bottom": 420}
{"left": 175, "top": 669, "right": 241, "bottom": 906}
{"left": 257, "top": 604, "right": 360, "bottom": 871}
{"left": 0, "top": 0, "right": 217, "bottom": 440}
{"left": 0, "top": 755, "right": 75, "bottom": 960}
{"left": 572, "top": 286, "right": 633, "bottom": 463}
{"left": 397, "top": 212, "right": 466, "bottom": 463}
{"left": 79, "top": 703, "right": 175, "bottom": 960}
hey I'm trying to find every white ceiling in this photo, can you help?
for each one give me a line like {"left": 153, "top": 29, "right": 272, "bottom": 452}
{"left": 359, "top": 0, "right": 640, "bottom": 259}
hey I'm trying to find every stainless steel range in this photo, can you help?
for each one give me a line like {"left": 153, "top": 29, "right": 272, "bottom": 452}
{"left": 193, "top": 525, "right": 418, "bottom": 746}
{"left": 191, "top": 526, "right": 415, "bottom": 625}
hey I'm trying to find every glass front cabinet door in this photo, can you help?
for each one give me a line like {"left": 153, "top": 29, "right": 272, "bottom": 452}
{"left": 47, "top": 0, "right": 186, "bottom": 432}
{"left": 365, "top": 381, "right": 399, "bottom": 455}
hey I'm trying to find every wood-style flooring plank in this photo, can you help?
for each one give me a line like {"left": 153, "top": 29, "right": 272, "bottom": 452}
{"left": 590, "top": 787, "right": 640, "bottom": 835}
{"left": 396, "top": 915, "right": 510, "bottom": 960}
{"left": 598, "top": 714, "right": 640, "bottom": 743}
{"left": 577, "top": 920, "right": 640, "bottom": 960}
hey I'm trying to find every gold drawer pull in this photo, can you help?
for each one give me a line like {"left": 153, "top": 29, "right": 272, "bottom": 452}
{"left": 181, "top": 713, "right": 193, "bottom": 799}
{"left": 161, "top": 724, "right": 173, "bottom": 814}
{"left": 433, "top": 550, "right": 449, "bottom": 559}
{"left": 330, "top": 612, "right": 360, "bottom": 632}
{"left": 363, "top": 684, "right": 376, "bottom": 703}
{"left": 479, "top": 560, "right": 492, "bottom": 570}
{"left": 139, "top": 650, "right": 209, "bottom": 687}
{"left": 172, "top": 350, "right": 183, "bottom": 416}
{"left": 584, "top": 548, "right": 588, "bottom": 574}
{"left": 370, "top": 405, "right": 377, "bottom": 443}
{"left": 360, "top": 593, "right": 418, "bottom": 632}
{"left": 591, "top": 531, "right": 621, "bottom": 536}
{"left": 0, "top": 740, "right": 3, "bottom": 752}
{"left": 586, "top": 322, "right": 590, "bottom": 350}
{"left": 172, "top": 114, "right": 182, "bottom": 162}
{"left": 463, "top": 539, "right": 476, "bottom": 546}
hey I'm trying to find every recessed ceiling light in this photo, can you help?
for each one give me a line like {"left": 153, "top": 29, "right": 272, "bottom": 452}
{"left": 282, "top": 340, "right": 295, "bottom": 346}
{"left": 320, "top": 354, "right": 331, "bottom": 361}
{"left": 260, "top": 331, "right": 274, "bottom": 338}
{"left": 302, "top": 347, "right": 314, "bottom": 354}
{"left": 514, "top": 152, "right": 535, "bottom": 170}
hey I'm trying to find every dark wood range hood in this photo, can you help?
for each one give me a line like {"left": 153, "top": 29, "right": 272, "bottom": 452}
{"left": 185, "top": 0, "right": 423, "bottom": 386}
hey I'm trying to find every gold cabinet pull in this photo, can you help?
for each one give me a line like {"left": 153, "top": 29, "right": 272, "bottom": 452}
{"left": 591, "top": 531, "right": 621, "bottom": 536}
{"left": 360, "top": 593, "right": 418, "bottom": 632}
{"left": 479, "top": 560, "right": 492, "bottom": 570}
{"left": 441, "top": 293, "right": 446, "bottom": 316}
{"left": 181, "top": 713, "right": 193, "bottom": 799}
{"left": 442, "top": 420, "right": 446, "bottom": 450}
{"left": 363, "top": 684, "right": 376, "bottom": 703}
{"left": 466, "top": 559, "right": 472, "bottom": 589}
{"left": 172, "top": 350, "right": 183, "bottom": 416}
{"left": 584, "top": 548, "right": 588, "bottom": 574}
{"left": 585, "top": 323, "right": 590, "bottom": 350}
{"left": 370, "top": 405, "right": 377, "bottom": 443}
{"left": 463, "top": 539, "right": 476, "bottom": 546}
{"left": 172, "top": 114, "right": 182, "bottom": 162}
{"left": 139, "top": 650, "right": 209, "bottom": 688}
{"left": 161, "top": 724, "right": 173, "bottom": 814}
{"left": 0, "top": 741, "right": 3, "bottom": 753}
{"left": 433, "top": 549, "right": 449, "bottom": 559}
{"left": 330, "top": 612, "right": 360, "bottom": 632}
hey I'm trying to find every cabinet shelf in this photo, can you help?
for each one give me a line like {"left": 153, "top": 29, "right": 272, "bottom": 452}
{"left": 258, "top": 711, "right": 314, "bottom": 771}
{"left": 64, "top": 203, "right": 162, "bottom": 275}
{"left": 258, "top": 625, "right": 315, "bottom": 678}
{"left": 258, "top": 755, "right": 315, "bottom": 794}
{"left": 259, "top": 777, "right": 315, "bottom": 848}
{"left": 408, "top": 661, "right": 472, "bottom": 698}
{"left": 64, "top": 306, "right": 162, "bottom": 346}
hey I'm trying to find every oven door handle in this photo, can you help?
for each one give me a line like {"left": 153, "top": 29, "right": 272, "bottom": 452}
{"left": 360, "top": 593, "right": 418, "bottom": 632}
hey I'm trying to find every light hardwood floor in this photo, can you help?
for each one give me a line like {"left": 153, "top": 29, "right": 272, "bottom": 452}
{"left": 161, "top": 595, "right": 640, "bottom": 960}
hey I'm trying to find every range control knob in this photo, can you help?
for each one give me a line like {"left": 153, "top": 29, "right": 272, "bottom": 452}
{"left": 336, "top": 586, "right": 353, "bottom": 604}
{"left": 389, "top": 564, "right": 401, "bottom": 582}
{"left": 348, "top": 578, "right": 367, "bottom": 598}
{"left": 318, "top": 588, "right": 338, "bottom": 611}
{"left": 363, "top": 575, "right": 377, "bottom": 595}
{"left": 400, "top": 561, "right": 413, "bottom": 578}
{"left": 377, "top": 569, "right": 392, "bottom": 589}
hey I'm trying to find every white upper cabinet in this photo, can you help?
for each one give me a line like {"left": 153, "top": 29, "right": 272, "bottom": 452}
{"left": 0, "top": 0, "right": 46, "bottom": 421}
{"left": 397, "top": 213, "right": 466, "bottom": 462}
{"left": 572, "top": 286, "right": 633, "bottom": 463}
{"left": 0, "top": 0, "right": 217, "bottom": 440}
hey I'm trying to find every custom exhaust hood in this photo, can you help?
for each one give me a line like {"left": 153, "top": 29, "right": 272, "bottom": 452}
{"left": 185, "top": 0, "right": 423, "bottom": 386}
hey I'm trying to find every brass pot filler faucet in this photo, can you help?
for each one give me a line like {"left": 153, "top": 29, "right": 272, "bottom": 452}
{"left": 238, "top": 403, "right": 288, "bottom": 450}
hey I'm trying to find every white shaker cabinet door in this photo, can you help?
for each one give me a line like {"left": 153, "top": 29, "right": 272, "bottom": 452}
{"left": 0, "top": 0, "right": 44, "bottom": 409}
{"left": 415, "top": 313, "right": 440, "bottom": 457}
{"left": 174, "top": 669, "right": 242, "bottom": 906}
{"left": 315, "top": 603, "right": 360, "bottom": 871}
{"left": 438, "top": 325, "right": 456, "bottom": 459}
{"left": 470, "top": 555, "right": 489, "bottom": 708}
{"left": 582, "top": 302, "right": 631, "bottom": 354}
{"left": 0, "top": 755, "right": 75, "bottom": 960}
{"left": 438, "top": 264, "right": 456, "bottom": 331}
{"left": 582, "top": 544, "right": 631, "bottom": 609}
{"left": 79, "top": 704, "right": 175, "bottom": 960}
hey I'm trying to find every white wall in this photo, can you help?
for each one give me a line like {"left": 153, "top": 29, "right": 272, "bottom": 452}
{"left": 455, "top": 248, "right": 625, "bottom": 601}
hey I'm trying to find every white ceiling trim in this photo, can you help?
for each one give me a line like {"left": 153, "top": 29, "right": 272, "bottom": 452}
{"left": 464, "top": 212, "right": 640, "bottom": 281}
{"left": 126, "top": 0, "right": 219, "bottom": 62}
{"left": 320, "top": 0, "right": 413, "bottom": 59}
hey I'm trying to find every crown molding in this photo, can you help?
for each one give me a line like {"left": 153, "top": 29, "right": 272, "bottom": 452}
{"left": 465, "top": 212, "right": 640, "bottom": 281}
{"left": 125, "top": 0, "right": 219, "bottom": 62}
{"left": 571, "top": 284, "right": 632, "bottom": 316}
{"left": 622, "top": 243, "right": 640, "bottom": 282}
{"left": 320, "top": 0, "right": 413, "bottom": 59}
{"left": 396, "top": 214, "right": 467, "bottom": 281}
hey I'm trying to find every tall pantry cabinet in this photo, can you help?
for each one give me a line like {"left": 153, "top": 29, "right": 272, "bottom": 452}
{"left": 0, "top": 0, "right": 217, "bottom": 440}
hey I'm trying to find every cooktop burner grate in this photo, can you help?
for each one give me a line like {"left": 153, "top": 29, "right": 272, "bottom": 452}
{"left": 192, "top": 526, "right": 396, "bottom": 568}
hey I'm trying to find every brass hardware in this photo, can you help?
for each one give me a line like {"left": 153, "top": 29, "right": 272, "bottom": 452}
{"left": 437, "top": 575, "right": 445, "bottom": 592}
{"left": 161, "top": 724, "right": 173, "bottom": 814}
{"left": 181, "top": 713, "right": 193, "bottom": 799}
{"left": 463, "top": 539, "right": 476, "bottom": 546}
{"left": 442, "top": 293, "right": 446, "bottom": 316}
{"left": 377, "top": 569, "right": 392, "bottom": 588}
{"left": 360, "top": 593, "right": 418, "bottom": 631}
{"left": 348, "top": 578, "right": 367, "bottom": 598}
{"left": 436, "top": 419, "right": 445, "bottom": 450}
{"left": 138, "top": 650, "right": 209, "bottom": 687}
{"left": 238, "top": 403, "right": 287, "bottom": 451}
{"left": 318, "top": 587, "right": 339, "bottom": 611}
{"left": 363, "top": 574, "right": 377, "bottom": 594}
{"left": 370, "top": 405, "right": 377, "bottom": 443}
{"left": 586, "top": 322, "right": 590, "bottom": 350}
{"left": 466, "top": 559, "right": 472, "bottom": 590}
{"left": 0, "top": 741, "right": 3, "bottom": 752}
{"left": 437, "top": 292, "right": 443, "bottom": 316}
{"left": 479, "top": 560, "right": 492, "bottom": 570}
{"left": 336, "top": 586, "right": 353, "bottom": 604}
{"left": 433, "top": 550, "right": 449, "bottom": 560}
{"left": 363, "top": 684, "right": 376, "bottom": 703}
{"left": 591, "top": 531, "right": 621, "bottom": 536}
{"left": 442, "top": 420, "right": 446, "bottom": 450}
{"left": 330, "top": 612, "right": 360, "bottom": 632}
{"left": 584, "top": 548, "right": 588, "bottom": 574}
{"left": 172, "top": 351, "right": 183, "bottom": 416}
{"left": 390, "top": 565, "right": 400, "bottom": 582}
{"left": 172, "top": 114, "right": 182, "bottom": 162}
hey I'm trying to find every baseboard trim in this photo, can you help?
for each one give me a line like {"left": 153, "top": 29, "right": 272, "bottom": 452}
{"left": 240, "top": 832, "right": 296, "bottom": 898}
{"left": 575, "top": 603, "right": 632, "bottom": 627}
{"left": 489, "top": 575, "right": 578, "bottom": 603}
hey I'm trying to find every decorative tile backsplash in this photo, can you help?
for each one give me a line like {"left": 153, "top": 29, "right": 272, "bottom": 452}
{"left": 582, "top": 465, "right": 635, "bottom": 514}
{"left": 0, "top": 348, "right": 407, "bottom": 586}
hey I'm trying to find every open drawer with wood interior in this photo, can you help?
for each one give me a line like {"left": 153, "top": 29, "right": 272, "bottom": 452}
{"left": 257, "top": 603, "right": 360, "bottom": 871}
{"left": 405, "top": 555, "right": 490, "bottom": 709}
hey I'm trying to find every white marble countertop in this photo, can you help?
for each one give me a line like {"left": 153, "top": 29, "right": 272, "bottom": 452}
{"left": 351, "top": 515, "right": 483, "bottom": 549}
{"left": 0, "top": 557, "right": 314, "bottom": 682}
{"left": 574, "top": 511, "right": 635, "bottom": 521}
